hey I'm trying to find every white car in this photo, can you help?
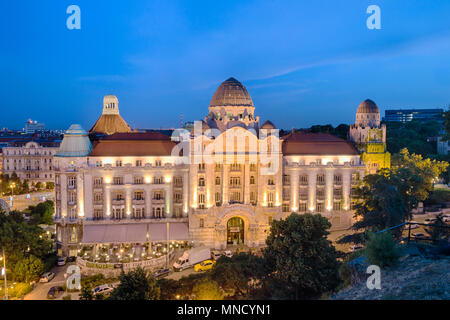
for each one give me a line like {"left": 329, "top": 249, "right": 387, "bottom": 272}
{"left": 409, "top": 221, "right": 419, "bottom": 229}
{"left": 211, "top": 251, "right": 222, "bottom": 261}
{"left": 57, "top": 257, "right": 66, "bottom": 266}
{"left": 93, "top": 284, "right": 115, "bottom": 296}
{"left": 350, "top": 245, "right": 364, "bottom": 252}
{"left": 40, "top": 272, "right": 55, "bottom": 283}
{"left": 223, "top": 250, "right": 233, "bottom": 258}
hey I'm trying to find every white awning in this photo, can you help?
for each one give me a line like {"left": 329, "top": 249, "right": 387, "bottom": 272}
{"left": 169, "top": 222, "right": 189, "bottom": 241}
{"left": 82, "top": 222, "right": 189, "bottom": 243}
{"left": 82, "top": 224, "right": 147, "bottom": 244}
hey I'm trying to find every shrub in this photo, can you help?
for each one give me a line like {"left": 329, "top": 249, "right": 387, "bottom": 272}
{"left": 62, "top": 294, "right": 72, "bottom": 300}
{"left": 13, "top": 255, "right": 44, "bottom": 282}
{"left": 7, "top": 282, "right": 33, "bottom": 299}
{"left": 365, "top": 232, "right": 402, "bottom": 268}
{"left": 338, "top": 263, "right": 352, "bottom": 289}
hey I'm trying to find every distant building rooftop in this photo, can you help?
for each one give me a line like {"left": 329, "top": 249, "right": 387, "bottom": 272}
{"left": 383, "top": 108, "right": 443, "bottom": 123}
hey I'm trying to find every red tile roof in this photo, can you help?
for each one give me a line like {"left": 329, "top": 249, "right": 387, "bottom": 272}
{"left": 89, "top": 132, "right": 178, "bottom": 156}
{"left": 282, "top": 132, "right": 359, "bottom": 155}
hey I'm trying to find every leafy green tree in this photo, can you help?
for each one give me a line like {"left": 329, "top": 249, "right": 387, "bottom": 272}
{"left": 45, "top": 182, "right": 54, "bottom": 190}
{"left": 392, "top": 148, "right": 448, "bottom": 208}
{"left": 211, "top": 253, "right": 265, "bottom": 298}
{"left": 424, "top": 214, "right": 450, "bottom": 243}
{"left": 192, "top": 279, "right": 224, "bottom": 300}
{"left": 386, "top": 120, "right": 440, "bottom": 156}
{"left": 0, "top": 210, "right": 53, "bottom": 274}
{"left": 13, "top": 255, "right": 44, "bottom": 282}
{"left": 79, "top": 283, "right": 94, "bottom": 300}
{"left": 156, "top": 278, "right": 180, "bottom": 300}
{"left": 28, "top": 200, "right": 54, "bottom": 225}
{"left": 263, "top": 213, "right": 340, "bottom": 299}
{"left": 109, "top": 268, "right": 160, "bottom": 300}
{"left": 352, "top": 172, "right": 406, "bottom": 233}
{"left": 441, "top": 107, "right": 450, "bottom": 141}
{"left": 364, "top": 232, "right": 401, "bottom": 268}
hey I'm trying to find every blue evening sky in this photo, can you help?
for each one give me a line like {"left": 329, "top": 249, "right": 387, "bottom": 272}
{"left": 1, "top": 0, "right": 450, "bottom": 130}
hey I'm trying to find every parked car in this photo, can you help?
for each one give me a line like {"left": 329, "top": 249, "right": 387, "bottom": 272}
{"left": 223, "top": 250, "right": 233, "bottom": 258}
{"left": 350, "top": 245, "right": 364, "bottom": 252}
{"left": 152, "top": 268, "right": 171, "bottom": 279}
{"left": 211, "top": 251, "right": 222, "bottom": 260}
{"left": 413, "top": 233, "right": 426, "bottom": 239}
{"left": 92, "top": 284, "right": 115, "bottom": 296}
{"left": 57, "top": 257, "right": 66, "bottom": 266}
{"left": 66, "top": 256, "right": 76, "bottom": 263}
{"left": 194, "top": 259, "right": 216, "bottom": 272}
{"left": 47, "top": 286, "right": 64, "bottom": 299}
{"left": 40, "top": 272, "right": 55, "bottom": 283}
{"left": 409, "top": 221, "right": 419, "bottom": 229}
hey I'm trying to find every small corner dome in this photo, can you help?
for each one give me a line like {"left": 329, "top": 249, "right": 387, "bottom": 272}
{"left": 357, "top": 99, "right": 379, "bottom": 114}
{"left": 261, "top": 120, "right": 276, "bottom": 130}
{"left": 209, "top": 77, "right": 254, "bottom": 107}
{"left": 56, "top": 124, "right": 92, "bottom": 157}
{"left": 103, "top": 94, "right": 118, "bottom": 103}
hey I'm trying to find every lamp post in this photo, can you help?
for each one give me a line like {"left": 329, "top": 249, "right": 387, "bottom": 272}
{"left": 1, "top": 249, "right": 7, "bottom": 300}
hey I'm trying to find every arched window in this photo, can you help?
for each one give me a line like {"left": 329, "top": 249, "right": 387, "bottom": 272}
{"left": 250, "top": 176, "right": 255, "bottom": 184}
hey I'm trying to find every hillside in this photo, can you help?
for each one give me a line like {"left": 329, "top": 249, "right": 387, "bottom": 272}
{"left": 331, "top": 248, "right": 450, "bottom": 300}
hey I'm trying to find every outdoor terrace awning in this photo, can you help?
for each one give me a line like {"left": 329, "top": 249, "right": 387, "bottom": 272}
{"left": 148, "top": 222, "right": 189, "bottom": 241}
{"left": 82, "top": 224, "right": 147, "bottom": 244}
{"left": 82, "top": 222, "right": 189, "bottom": 244}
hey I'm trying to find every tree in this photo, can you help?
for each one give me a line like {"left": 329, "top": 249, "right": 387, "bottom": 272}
{"left": 263, "top": 213, "right": 341, "bottom": 299}
{"left": 424, "top": 214, "right": 450, "bottom": 243}
{"left": 392, "top": 148, "right": 448, "bottom": 214}
{"left": 80, "top": 283, "right": 94, "bottom": 300}
{"left": 210, "top": 253, "right": 265, "bottom": 298}
{"left": 28, "top": 200, "right": 54, "bottom": 225}
{"left": 13, "top": 255, "right": 44, "bottom": 282}
{"left": 45, "top": 182, "right": 54, "bottom": 190}
{"left": 364, "top": 232, "right": 401, "bottom": 268}
{"left": 352, "top": 172, "right": 406, "bottom": 234}
{"left": 109, "top": 268, "right": 160, "bottom": 300}
{"left": 192, "top": 279, "right": 224, "bottom": 300}
{"left": 387, "top": 120, "right": 440, "bottom": 156}
{"left": 441, "top": 107, "right": 450, "bottom": 142}
{"left": 0, "top": 210, "right": 53, "bottom": 275}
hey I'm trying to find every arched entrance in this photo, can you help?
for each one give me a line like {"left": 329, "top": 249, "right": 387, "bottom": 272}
{"left": 227, "top": 217, "right": 244, "bottom": 245}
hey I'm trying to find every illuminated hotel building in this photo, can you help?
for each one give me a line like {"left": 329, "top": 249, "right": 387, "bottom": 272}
{"left": 54, "top": 78, "right": 372, "bottom": 257}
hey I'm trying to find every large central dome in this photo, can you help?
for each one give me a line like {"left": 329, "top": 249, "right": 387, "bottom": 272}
{"left": 209, "top": 77, "right": 254, "bottom": 107}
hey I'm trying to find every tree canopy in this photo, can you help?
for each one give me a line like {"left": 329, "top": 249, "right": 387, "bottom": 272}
{"left": 262, "top": 213, "right": 341, "bottom": 299}
{"left": 109, "top": 268, "right": 160, "bottom": 300}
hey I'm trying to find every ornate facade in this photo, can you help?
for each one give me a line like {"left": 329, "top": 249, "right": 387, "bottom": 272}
{"left": 55, "top": 78, "right": 371, "bottom": 256}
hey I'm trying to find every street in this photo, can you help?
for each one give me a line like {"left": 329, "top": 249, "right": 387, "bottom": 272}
{"left": 23, "top": 264, "right": 77, "bottom": 300}
{"left": 0, "top": 191, "right": 54, "bottom": 211}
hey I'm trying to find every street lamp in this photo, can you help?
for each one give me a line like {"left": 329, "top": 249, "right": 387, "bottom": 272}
{"left": 10, "top": 182, "right": 16, "bottom": 196}
{"left": 1, "top": 249, "right": 7, "bottom": 300}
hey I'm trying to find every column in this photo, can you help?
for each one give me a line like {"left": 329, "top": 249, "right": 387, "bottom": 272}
{"left": 77, "top": 173, "right": 84, "bottom": 218}
{"left": 325, "top": 168, "right": 333, "bottom": 211}
{"left": 343, "top": 170, "right": 351, "bottom": 211}
{"left": 166, "top": 183, "right": 172, "bottom": 217}
{"left": 60, "top": 174, "right": 67, "bottom": 218}
{"left": 291, "top": 170, "right": 299, "bottom": 212}
{"left": 105, "top": 185, "right": 111, "bottom": 218}
{"left": 308, "top": 169, "right": 316, "bottom": 211}
{"left": 145, "top": 186, "right": 152, "bottom": 219}
{"left": 183, "top": 171, "right": 189, "bottom": 217}
{"left": 126, "top": 187, "right": 132, "bottom": 217}
{"left": 244, "top": 163, "right": 250, "bottom": 204}
{"left": 222, "top": 164, "right": 229, "bottom": 204}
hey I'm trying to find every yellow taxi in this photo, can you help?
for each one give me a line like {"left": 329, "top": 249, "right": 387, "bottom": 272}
{"left": 194, "top": 259, "right": 216, "bottom": 272}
